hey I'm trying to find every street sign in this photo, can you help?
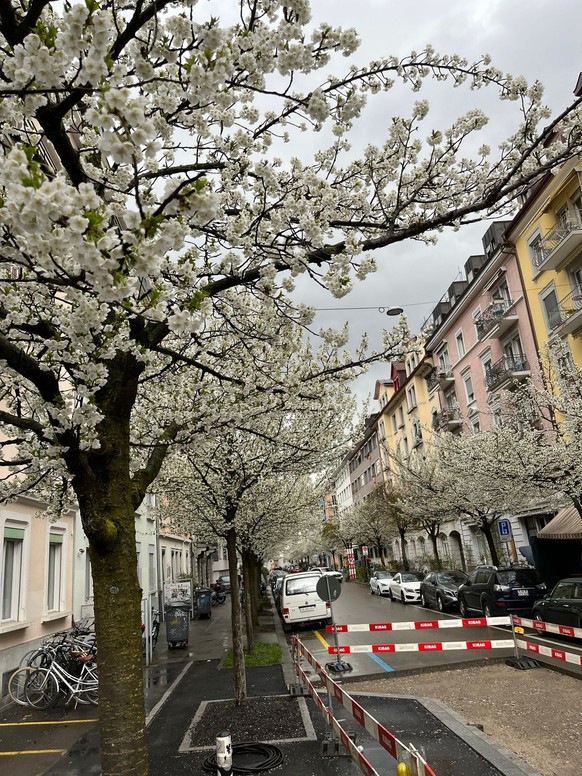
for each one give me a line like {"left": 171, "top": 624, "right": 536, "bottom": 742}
{"left": 497, "top": 519, "right": 513, "bottom": 542}
{"left": 361, "top": 545, "right": 368, "bottom": 556}
{"left": 316, "top": 575, "right": 342, "bottom": 603}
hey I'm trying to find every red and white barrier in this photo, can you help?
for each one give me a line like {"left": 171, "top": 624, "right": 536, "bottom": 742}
{"left": 328, "top": 639, "right": 514, "bottom": 654}
{"left": 512, "top": 615, "right": 582, "bottom": 641}
{"left": 516, "top": 638, "right": 582, "bottom": 666}
{"left": 326, "top": 615, "right": 510, "bottom": 633}
{"left": 292, "top": 636, "right": 437, "bottom": 776}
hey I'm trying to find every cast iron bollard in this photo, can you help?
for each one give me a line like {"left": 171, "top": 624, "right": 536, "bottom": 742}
{"left": 215, "top": 731, "right": 232, "bottom": 775}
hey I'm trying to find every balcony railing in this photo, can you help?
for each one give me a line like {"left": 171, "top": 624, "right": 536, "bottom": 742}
{"left": 533, "top": 209, "right": 582, "bottom": 271}
{"left": 432, "top": 407, "right": 463, "bottom": 430}
{"left": 474, "top": 299, "right": 516, "bottom": 339}
{"left": 485, "top": 354, "right": 530, "bottom": 391}
{"left": 548, "top": 286, "right": 582, "bottom": 336}
{"left": 426, "top": 367, "right": 454, "bottom": 392}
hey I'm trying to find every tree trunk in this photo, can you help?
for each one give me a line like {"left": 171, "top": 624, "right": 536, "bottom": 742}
{"left": 399, "top": 528, "right": 409, "bottom": 571}
{"left": 481, "top": 520, "right": 500, "bottom": 566}
{"left": 241, "top": 551, "right": 254, "bottom": 653}
{"left": 429, "top": 532, "right": 441, "bottom": 567}
{"left": 226, "top": 526, "right": 246, "bottom": 704}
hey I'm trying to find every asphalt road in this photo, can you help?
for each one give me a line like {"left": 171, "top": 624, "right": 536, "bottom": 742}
{"left": 291, "top": 580, "right": 582, "bottom": 678}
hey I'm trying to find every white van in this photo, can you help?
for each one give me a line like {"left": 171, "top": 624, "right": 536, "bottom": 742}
{"left": 279, "top": 572, "right": 331, "bottom": 632}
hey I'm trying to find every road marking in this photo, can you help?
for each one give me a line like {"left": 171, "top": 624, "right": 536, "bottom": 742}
{"left": 367, "top": 653, "right": 395, "bottom": 672}
{"left": 0, "top": 719, "right": 97, "bottom": 727}
{"left": 312, "top": 629, "right": 331, "bottom": 650}
{"left": 0, "top": 749, "right": 66, "bottom": 756}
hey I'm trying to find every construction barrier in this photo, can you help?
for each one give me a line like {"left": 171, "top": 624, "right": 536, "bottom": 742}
{"left": 325, "top": 614, "right": 582, "bottom": 669}
{"left": 291, "top": 636, "right": 437, "bottom": 776}
{"left": 329, "top": 639, "right": 514, "bottom": 655}
{"left": 326, "top": 615, "right": 511, "bottom": 633}
{"left": 512, "top": 615, "right": 582, "bottom": 641}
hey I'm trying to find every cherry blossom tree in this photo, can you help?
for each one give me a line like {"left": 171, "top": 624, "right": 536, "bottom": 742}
{"left": 1, "top": 1, "right": 582, "bottom": 772}
{"left": 154, "top": 354, "right": 354, "bottom": 703}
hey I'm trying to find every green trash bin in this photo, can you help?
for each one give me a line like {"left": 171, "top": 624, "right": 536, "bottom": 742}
{"left": 165, "top": 601, "right": 190, "bottom": 649}
{"left": 194, "top": 587, "right": 212, "bottom": 619}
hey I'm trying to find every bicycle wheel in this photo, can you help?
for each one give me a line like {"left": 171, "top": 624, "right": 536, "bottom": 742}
{"left": 8, "top": 667, "right": 37, "bottom": 706}
{"left": 80, "top": 680, "right": 99, "bottom": 706}
{"left": 24, "top": 669, "right": 60, "bottom": 710}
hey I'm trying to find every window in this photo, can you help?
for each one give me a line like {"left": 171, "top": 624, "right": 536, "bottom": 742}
{"left": 455, "top": 331, "right": 465, "bottom": 358}
{"left": 471, "top": 418, "right": 480, "bottom": 433}
{"left": 407, "top": 385, "right": 417, "bottom": 410}
{"left": 503, "top": 335, "right": 526, "bottom": 370}
{"left": 462, "top": 370, "right": 475, "bottom": 403}
{"left": 437, "top": 348, "right": 450, "bottom": 371}
{"left": 47, "top": 532, "right": 64, "bottom": 612}
{"left": 2, "top": 526, "right": 25, "bottom": 621}
{"left": 528, "top": 231, "right": 546, "bottom": 269}
{"left": 397, "top": 407, "right": 404, "bottom": 427}
{"left": 491, "top": 278, "right": 510, "bottom": 305}
{"left": 148, "top": 545, "right": 156, "bottom": 593}
{"left": 480, "top": 350, "right": 492, "bottom": 378}
{"left": 85, "top": 552, "right": 93, "bottom": 601}
{"left": 391, "top": 414, "right": 397, "bottom": 433}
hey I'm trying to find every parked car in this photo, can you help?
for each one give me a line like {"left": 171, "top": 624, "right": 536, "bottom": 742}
{"left": 309, "top": 565, "right": 343, "bottom": 582}
{"left": 532, "top": 577, "right": 582, "bottom": 630}
{"left": 388, "top": 572, "right": 425, "bottom": 603}
{"left": 369, "top": 570, "right": 396, "bottom": 596}
{"left": 273, "top": 575, "right": 286, "bottom": 612}
{"left": 268, "top": 568, "right": 285, "bottom": 589}
{"left": 420, "top": 570, "right": 468, "bottom": 611}
{"left": 216, "top": 574, "right": 231, "bottom": 593}
{"left": 278, "top": 572, "right": 331, "bottom": 632}
{"left": 458, "top": 566, "right": 546, "bottom": 617}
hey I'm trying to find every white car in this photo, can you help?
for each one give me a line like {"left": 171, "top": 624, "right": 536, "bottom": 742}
{"left": 309, "top": 566, "right": 343, "bottom": 582}
{"left": 388, "top": 572, "right": 425, "bottom": 603}
{"left": 369, "top": 570, "right": 395, "bottom": 596}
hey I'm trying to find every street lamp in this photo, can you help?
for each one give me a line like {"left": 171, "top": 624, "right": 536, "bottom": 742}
{"left": 379, "top": 306, "right": 404, "bottom": 316}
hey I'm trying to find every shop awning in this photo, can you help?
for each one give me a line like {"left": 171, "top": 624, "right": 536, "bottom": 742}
{"left": 537, "top": 506, "right": 582, "bottom": 540}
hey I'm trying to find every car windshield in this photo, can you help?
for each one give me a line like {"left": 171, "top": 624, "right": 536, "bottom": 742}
{"left": 496, "top": 569, "right": 540, "bottom": 586}
{"left": 436, "top": 572, "right": 468, "bottom": 585}
{"left": 376, "top": 571, "right": 393, "bottom": 579}
{"left": 286, "top": 577, "right": 319, "bottom": 595}
{"left": 402, "top": 573, "right": 424, "bottom": 582}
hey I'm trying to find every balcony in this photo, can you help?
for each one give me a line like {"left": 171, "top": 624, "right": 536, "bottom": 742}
{"left": 548, "top": 286, "right": 582, "bottom": 336}
{"left": 432, "top": 408, "right": 463, "bottom": 431}
{"left": 474, "top": 299, "right": 518, "bottom": 340}
{"left": 533, "top": 210, "right": 582, "bottom": 272}
{"left": 426, "top": 367, "right": 455, "bottom": 392}
{"left": 485, "top": 354, "right": 530, "bottom": 392}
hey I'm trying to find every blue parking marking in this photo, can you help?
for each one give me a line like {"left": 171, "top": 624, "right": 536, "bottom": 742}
{"left": 368, "top": 653, "right": 394, "bottom": 672}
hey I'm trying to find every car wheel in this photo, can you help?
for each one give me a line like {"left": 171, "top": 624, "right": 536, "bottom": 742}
{"left": 436, "top": 594, "right": 444, "bottom": 612}
{"left": 420, "top": 592, "right": 428, "bottom": 608}
{"left": 282, "top": 621, "right": 292, "bottom": 633}
{"left": 533, "top": 612, "right": 544, "bottom": 623}
{"left": 401, "top": 592, "right": 406, "bottom": 605}
{"left": 369, "top": 586, "right": 374, "bottom": 595}
{"left": 388, "top": 589, "right": 394, "bottom": 601}
{"left": 459, "top": 597, "right": 468, "bottom": 617}
{"left": 482, "top": 599, "right": 493, "bottom": 618}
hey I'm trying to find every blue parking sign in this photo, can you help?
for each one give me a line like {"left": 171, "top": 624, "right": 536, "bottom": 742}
{"left": 497, "top": 519, "right": 512, "bottom": 541}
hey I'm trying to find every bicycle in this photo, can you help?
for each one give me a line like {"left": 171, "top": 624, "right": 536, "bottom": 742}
{"left": 21, "top": 644, "right": 98, "bottom": 710}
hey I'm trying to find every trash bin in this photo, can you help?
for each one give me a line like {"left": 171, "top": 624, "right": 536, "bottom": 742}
{"left": 194, "top": 587, "right": 212, "bottom": 619}
{"left": 165, "top": 602, "right": 190, "bottom": 649}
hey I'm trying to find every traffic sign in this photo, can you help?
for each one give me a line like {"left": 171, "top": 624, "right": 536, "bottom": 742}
{"left": 316, "top": 575, "right": 342, "bottom": 603}
{"left": 497, "top": 519, "right": 512, "bottom": 541}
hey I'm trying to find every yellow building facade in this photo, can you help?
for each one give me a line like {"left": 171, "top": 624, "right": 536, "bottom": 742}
{"left": 507, "top": 157, "right": 582, "bottom": 365}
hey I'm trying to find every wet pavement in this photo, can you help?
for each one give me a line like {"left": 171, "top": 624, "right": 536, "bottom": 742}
{"left": 1, "top": 596, "right": 539, "bottom": 776}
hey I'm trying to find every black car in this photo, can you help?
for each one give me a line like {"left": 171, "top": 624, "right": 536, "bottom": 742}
{"left": 420, "top": 570, "right": 468, "bottom": 611}
{"left": 216, "top": 574, "right": 231, "bottom": 593}
{"left": 458, "top": 566, "right": 546, "bottom": 617}
{"left": 532, "top": 577, "right": 582, "bottom": 629}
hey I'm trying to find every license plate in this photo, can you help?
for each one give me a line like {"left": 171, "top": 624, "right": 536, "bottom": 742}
{"left": 516, "top": 589, "right": 529, "bottom": 597}
{"left": 300, "top": 605, "right": 315, "bottom": 612}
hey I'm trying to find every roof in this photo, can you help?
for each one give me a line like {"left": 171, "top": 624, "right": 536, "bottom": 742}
{"left": 537, "top": 505, "right": 582, "bottom": 540}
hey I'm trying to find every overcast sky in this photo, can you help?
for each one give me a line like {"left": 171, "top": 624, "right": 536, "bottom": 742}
{"left": 292, "top": 0, "right": 582, "bottom": 407}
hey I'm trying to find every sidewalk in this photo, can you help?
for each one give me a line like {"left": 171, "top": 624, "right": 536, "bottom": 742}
{"left": 45, "top": 597, "right": 538, "bottom": 776}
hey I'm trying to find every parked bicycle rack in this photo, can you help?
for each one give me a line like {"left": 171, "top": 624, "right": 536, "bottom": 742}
{"left": 290, "top": 636, "right": 436, "bottom": 776}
